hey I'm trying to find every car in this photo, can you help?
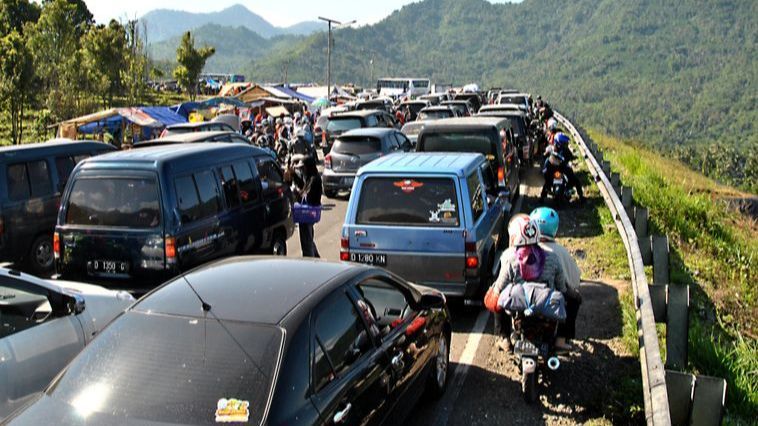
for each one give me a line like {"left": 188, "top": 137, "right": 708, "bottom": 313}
{"left": 400, "top": 107, "right": 457, "bottom": 147}
{"left": 416, "top": 117, "right": 520, "bottom": 203}
{"left": 322, "top": 110, "right": 398, "bottom": 155}
{"left": 479, "top": 103, "right": 526, "bottom": 115}
{"left": 452, "top": 93, "right": 483, "bottom": 113}
{"left": 54, "top": 144, "right": 294, "bottom": 293}
{"left": 133, "top": 130, "right": 252, "bottom": 148}
{"left": 440, "top": 100, "right": 473, "bottom": 117}
{"left": 4, "top": 257, "right": 451, "bottom": 426}
{"left": 0, "top": 267, "right": 134, "bottom": 419}
{"left": 323, "top": 128, "right": 413, "bottom": 198}
{"left": 355, "top": 98, "right": 394, "bottom": 112}
{"left": 398, "top": 100, "right": 431, "bottom": 121}
{"left": 496, "top": 93, "right": 530, "bottom": 112}
{"left": 341, "top": 153, "right": 508, "bottom": 303}
{"left": 476, "top": 110, "right": 535, "bottom": 165}
{"left": 0, "top": 140, "right": 116, "bottom": 275}
{"left": 418, "top": 93, "right": 446, "bottom": 105}
{"left": 160, "top": 121, "right": 236, "bottom": 138}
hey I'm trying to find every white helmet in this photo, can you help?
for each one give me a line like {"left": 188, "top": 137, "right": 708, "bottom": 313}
{"left": 511, "top": 218, "right": 541, "bottom": 247}
{"left": 547, "top": 118, "right": 558, "bottom": 132}
{"left": 508, "top": 214, "right": 530, "bottom": 246}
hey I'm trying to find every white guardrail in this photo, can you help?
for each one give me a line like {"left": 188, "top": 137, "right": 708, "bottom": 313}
{"left": 555, "top": 112, "right": 671, "bottom": 425}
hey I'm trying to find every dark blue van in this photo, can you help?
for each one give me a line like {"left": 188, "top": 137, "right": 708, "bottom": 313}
{"left": 54, "top": 143, "right": 294, "bottom": 292}
{"left": 0, "top": 140, "right": 116, "bottom": 275}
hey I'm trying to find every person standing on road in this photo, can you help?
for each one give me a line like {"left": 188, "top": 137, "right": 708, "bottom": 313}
{"left": 530, "top": 207, "right": 582, "bottom": 351}
{"left": 287, "top": 155, "right": 322, "bottom": 258}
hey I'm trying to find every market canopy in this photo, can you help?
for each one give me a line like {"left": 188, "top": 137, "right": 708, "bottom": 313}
{"left": 275, "top": 85, "right": 316, "bottom": 104}
{"left": 58, "top": 108, "right": 162, "bottom": 138}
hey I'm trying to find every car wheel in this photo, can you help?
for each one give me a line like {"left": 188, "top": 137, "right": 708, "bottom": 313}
{"left": 28, "top": 234, "right": 54, "bottom": 276}
{"left": 426, "top": 333, "right": 450, "bottom": 399}
{"left": 324, "top": 189, "right": 337, "bottom": 198}
{"left": 271, "top": 232, "right": 287, "bottom": 256}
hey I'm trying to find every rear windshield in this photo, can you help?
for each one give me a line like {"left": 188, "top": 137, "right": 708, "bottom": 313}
{"left": 418, "top": 110, "right": 452, "bottom": 121}
{"left": 333, "top": 137, "right": 381, "bottom": 155}
{"left": 502, "top": 117, "right": 526, "bottom": 135}
{"left": 421, "top": 131, "right": 497, "bottom": 159}
{"left": 327, "top": 118, "right": 362, "bottom": 133}
{"left": 45, "top": 312, "right": 282, "bottom": 425}
{"left": 356, "top": 177, "right": 460, "bottom": 227}
{"left": 65, "top": 177, "right": 161, "bottom": 228}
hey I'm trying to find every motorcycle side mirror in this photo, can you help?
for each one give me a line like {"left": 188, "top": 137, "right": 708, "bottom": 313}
{"left": 418, "top": 293, "right": 445, "bottom": 310}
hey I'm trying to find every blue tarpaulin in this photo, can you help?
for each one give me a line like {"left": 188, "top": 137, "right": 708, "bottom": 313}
{"left": 141, "top": 106, "right": 187, "bottom": 127}
{"left": 172, "top": 102, "right": 201, "bottom": 119}
{"left": 276, "top": 85, "right": 316, "bottom": 104}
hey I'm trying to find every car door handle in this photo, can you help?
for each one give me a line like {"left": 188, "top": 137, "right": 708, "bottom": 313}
{"left": 333, "top": 403, "right": 352, "bottom": 424}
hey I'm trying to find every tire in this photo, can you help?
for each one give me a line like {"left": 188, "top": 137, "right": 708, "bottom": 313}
{"left": 271, "top": 231, "right": 287, "bottom": 256}
{"left": 522, "top": 370, "right": 538, "bottom": 403}
{"left": 425, "top": 333, "right": 450, "bottom": 399}
{"left": 324, "top": 188, "right": 338, "bottom": 198}
{"left": 27, "top": 234, "right": 54, "bottom": 277}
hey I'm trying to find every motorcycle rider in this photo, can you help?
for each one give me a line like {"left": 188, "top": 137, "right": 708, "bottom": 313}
{"left": 546, "top": 118, "right": 560, "bottom": 146}
{"left": 540, "top": 132, "right": 585, "bottom": 205}
{"left": 530, "top": 207, "right": 582, "bottom": 351}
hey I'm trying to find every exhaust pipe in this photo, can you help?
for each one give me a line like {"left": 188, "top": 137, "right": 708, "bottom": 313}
{"left": 547, "top": 356, "right": 560, "bottom": 371}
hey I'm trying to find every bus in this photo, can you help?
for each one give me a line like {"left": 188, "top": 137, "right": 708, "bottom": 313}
{"left": 377, "top": 78, "right": 431, "bottom": 98}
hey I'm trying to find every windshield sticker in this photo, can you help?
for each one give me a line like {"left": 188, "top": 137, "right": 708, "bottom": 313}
{"left": 394, "top": 179, "right": 424, "bottom": 193}
{"left": 215, "top": 398, "right": 249, "bottom": 423}
{"left": 429, "top": 209, "right": 441, "bottom": 223}
{"left": 437, "top": 199, "right": 456, "bottom": 212}
{"left": 441, "top": 211, "right": 457, "bottom": 223}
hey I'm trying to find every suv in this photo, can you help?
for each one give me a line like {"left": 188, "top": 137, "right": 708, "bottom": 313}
{"left": 0, "top": 140, "right": 116, "bottom": 275}
{"left": 323, "top": 128, "right": 412, "bottom": 198}
{"left": 441, "top": 100, "right": 473, "bottom": 117}
{"left": 322, "top": 110, "right": 397, "bottom": 155}
{"left": 160, "top": 121, "right": 236, "bottom": 138}
{"left": 416, "top": 117, "right": 520, "bottom": 203}
{"left": 476, "top": 110, "right": 535, "bottom": 165}
{"left": 341, "top": 153, "right": 507, "bottom": 302}
{"left": 134, "top": 131, "right": 252, "bottom": 148}
{"left": 453, "top": 93, "right": 483, "bottom": 113}
{"left": 355, "top": 98, "right": 394, "bottom": 112}
{"left": 55, "top": 143, "right": 294, "bottom": 293}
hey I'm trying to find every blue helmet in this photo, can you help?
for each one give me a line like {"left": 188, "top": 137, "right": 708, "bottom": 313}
{"left": 554, "top": 132, "right": 570, "bottom": 150}
{"left": 530, "top": 207, "right": 559, "bottom": 238}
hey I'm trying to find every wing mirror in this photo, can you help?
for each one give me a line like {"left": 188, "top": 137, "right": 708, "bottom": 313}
{"left": 418, "top": 292, "right": 446, "bottom": 310}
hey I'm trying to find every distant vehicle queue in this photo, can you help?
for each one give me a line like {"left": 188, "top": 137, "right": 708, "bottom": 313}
{"left": 1, "top": 85, "right": 586, "bottom": 424}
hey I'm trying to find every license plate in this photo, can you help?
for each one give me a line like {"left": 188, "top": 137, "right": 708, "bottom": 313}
{"left": 553, "top": 179, "right": 563, "bottom": 185}
{"left": 513, "top": 340, "right": 539, "bottom": 357}
{"left": 91, "top": 260, "right": 129, "bottom": 275}
{"left": 349, "top": 252, "right": 387, "bottom": 266}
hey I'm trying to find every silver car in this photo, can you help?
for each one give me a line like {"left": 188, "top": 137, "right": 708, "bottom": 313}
{"left": 0, "top": 268, "right": 134, "bottom": 418}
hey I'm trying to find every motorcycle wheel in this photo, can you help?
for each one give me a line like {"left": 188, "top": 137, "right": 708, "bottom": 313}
{"left": 522, "top": 370, "right": 538, "bottom": 403}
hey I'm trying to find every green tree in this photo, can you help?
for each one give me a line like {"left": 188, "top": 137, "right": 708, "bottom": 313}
{"left": 81, "top": 20, "right": 127, "bottom": 107}
{"left": 173, "top": 31, "right": 214, "bottom": 101}
{"left": 0, "top": 30, "right": 35, "bottom": 144}
{"left": 0, "top": 0, "right": 41, "bottom": 36}
{"left": 123, "top": 20, "right": 149, "bottom": 106}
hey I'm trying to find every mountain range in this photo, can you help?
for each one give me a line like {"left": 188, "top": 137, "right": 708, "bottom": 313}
{"left": 141, "top": 4, "right": 321, "bottom": 42}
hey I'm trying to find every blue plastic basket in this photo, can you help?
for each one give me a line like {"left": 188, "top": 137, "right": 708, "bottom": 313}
{"left": 293, "top": 203, "right": 322, "bottom": 224}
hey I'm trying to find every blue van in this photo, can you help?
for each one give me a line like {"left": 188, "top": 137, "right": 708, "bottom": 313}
{"left": 341, "top": 153, "right": 508, "bottom": 301}
{"left": 55, "top": 143, "right": 294, "bottom": 292}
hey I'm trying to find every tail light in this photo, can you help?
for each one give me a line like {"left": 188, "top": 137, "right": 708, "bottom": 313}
{"left": 554, "top": 171, "right": 562, "bottom": 179}
{"left": 497, "top": 166, "right": 506, "bottom": 187}
{"left": 324, "top": 154, "right": 332, "bottom": 170}
{"left": 339, "top": 237, "right": 350, "bottom": 261}
{"left": 465, "top": 242, "right": 479, "bottom": 269}
{"left": 165, "top": 236, "right": 177, "bottom": 264}
{"left": 0, "top": 217, "right": 4, "bottom": 237}
{"left": 322, "top": 131, "right": 327, "bottom": 145}
{"left": 53, "top": 232, "right": 60, "bottom": 259}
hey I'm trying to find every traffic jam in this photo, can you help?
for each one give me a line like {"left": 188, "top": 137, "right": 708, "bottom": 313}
{"left": 0, "top": 84, "right": 582, "bottom": 425}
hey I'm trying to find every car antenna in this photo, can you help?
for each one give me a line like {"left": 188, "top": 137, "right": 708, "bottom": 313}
{"left": 182, "top": 277, "right": 211, "bottom": 312}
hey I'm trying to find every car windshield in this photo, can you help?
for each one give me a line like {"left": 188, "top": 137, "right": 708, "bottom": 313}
{"left": 65, "top": 177, "right": 161, "bottom": 228}
{"left": 418, "top": 110, "right": 452, "bottom": 120}
{"left": 327, "top": 118, "right": 362, "bottom": 133}
{"left": 421, "top": 131, "right": 496, "bottom": 158}
{"left": 333, "top": 137, "right": 382, "bottom": 155}
{"left": 356, "top": 177, "right": 460, "bottom": 227}
{"left": 45, "top": 311, "right": 283, "bottom": 425}
{"left": 502, "top": 116, "right": 526, "bottom": 135}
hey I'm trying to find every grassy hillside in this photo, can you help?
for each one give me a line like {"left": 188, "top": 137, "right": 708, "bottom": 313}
{"left": 248, "top": 0, "right": 756, "bottom": 191}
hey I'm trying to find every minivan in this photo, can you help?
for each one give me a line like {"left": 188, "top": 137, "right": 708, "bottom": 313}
{"left": 0, "top": 140, "right": 116, "bottom": 275}
{"left": 341, "top": 153, "right": 508, "bottom": 302}
{"left": 322, "top": 110, "right": 398, "bottom": 155}
{"left": 416, "top": 117, "right": 520, "bottom": 202}
{"left": 55, "top": 143, "right": 294, "bottom": 292}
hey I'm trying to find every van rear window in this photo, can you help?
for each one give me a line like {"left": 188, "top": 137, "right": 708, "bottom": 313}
{"left": 66, "top": 178, "right": 160, "bottom": 228}
{"left": 421, "top": 132, "right": 496, "bottom": 158}
{"left": 356, "top": 177, "right": 459, "bottom": 227}
{"left": 327, "top": 118, "right": 362, "bottom": 133}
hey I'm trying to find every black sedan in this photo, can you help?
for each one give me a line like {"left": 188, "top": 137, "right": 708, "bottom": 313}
{"left": 6, "top": 257, "right": 451, "bottom": 425}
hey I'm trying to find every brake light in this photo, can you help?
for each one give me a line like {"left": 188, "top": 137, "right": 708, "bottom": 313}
{"left": 324, "top": 154, "right": 332, "bottom": 169}
{"left": 497, "top": 166, "right": 506, "bottom": 186}
{"left": 340, "top": 237, "right": 350, "bottom": 261}
{"left": 53, "top": 232, "right": 60, "bottom": 259}
{"left": 465, "top": 242, "right": 478, "bottom": 269}
{"left": 165, "top": 236, "right": 177, "bottom": 264}
{"left": 341, "top": 237, "right": 349, "bottom": 248}
{"left": 554, "top": 171, "right": 562, "bottom": 179}
{"left": 322, "top": 131, "right": 327, "bottom": 145}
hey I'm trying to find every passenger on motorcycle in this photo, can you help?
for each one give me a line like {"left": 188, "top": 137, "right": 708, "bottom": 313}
{"left": 539, "top": 132, "right": 586, "bottom": 205}
{"left": 489, "top": 217, "right": 568, "bottom": 351}
{"left": 530, "top": 207, "right": 582, "bottom": 351}
{"left": 546, "top": 119, "right": 560, "bottom": 145}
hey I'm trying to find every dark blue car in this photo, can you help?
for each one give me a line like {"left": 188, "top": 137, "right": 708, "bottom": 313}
{"left": 54, "top": 143, "right": 294, "bottom": 293}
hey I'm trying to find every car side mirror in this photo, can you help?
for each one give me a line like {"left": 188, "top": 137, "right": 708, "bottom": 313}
{"left": 418, "top": 292, "right": 445, "bottom": 310}
{"left": 68, "top": 294, "right": 85, "bottom": 314}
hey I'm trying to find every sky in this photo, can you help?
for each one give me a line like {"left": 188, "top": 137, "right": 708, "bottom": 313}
{"left": 83, "top": 0, "right": 518, "bottom": 28}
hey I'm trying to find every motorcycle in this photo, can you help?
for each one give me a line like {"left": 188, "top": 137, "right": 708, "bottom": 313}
{"left": 511, "top": 314, "right": 561, "bottom": 403}
{"left": 549, "top": 169, "right": 574, "bottom": 208}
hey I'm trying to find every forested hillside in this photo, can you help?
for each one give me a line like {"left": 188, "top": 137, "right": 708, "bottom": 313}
{"left": 249, "top": 0, "right": 756, "bottom": 191}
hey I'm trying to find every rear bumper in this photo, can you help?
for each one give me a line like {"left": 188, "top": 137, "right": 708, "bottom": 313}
{"left": 322, "top": 172, "right": 357, "bottom": 191}
{"left": 56, "top": 267, "right": 177, "bottom": 295}
{"left": 410, "top": 277, "right": 486, "bottom": 300}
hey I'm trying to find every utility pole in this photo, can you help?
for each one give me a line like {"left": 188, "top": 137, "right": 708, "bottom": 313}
{"left": 318, "top": 16, "right": 355, "bottom": 101}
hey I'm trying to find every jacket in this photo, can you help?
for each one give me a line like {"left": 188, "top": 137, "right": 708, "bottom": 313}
{"left": 539, "top": 239, "right": 581, "bottom": 296}
{"left": 493, "top": 247, "right": 567, "bottom": 294}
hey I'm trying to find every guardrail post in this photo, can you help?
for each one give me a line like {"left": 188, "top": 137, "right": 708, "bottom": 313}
{"left": 665, "top": 284, "right": 689, "bottom": 370}
{"left": 652, "top": 235, "right": 670, "bottom": 285}
{"left": 690, "top": 375, "right": 727, "bottom": 426}
{"left": 640, "top": 235, "right": 653, "bottom": 265}
{"left": 666, "top": 370, "right": 694, "bottom": 425}
{"left": 611, "top": 172, "right": 621, "bottom": 196}
{"left": 622, "top": 186, "right": 634, "bottom": 217}
{"left": 596, "top": 150, "right": 604, "bottom": 163}
{"left": 602, "top": 160, "right": 611, "bottom": 176}
{"left": 649, "top": 284, "right": 668, "bottom": 323}
{"left": 635, "top": 207, "right": 649, "bottom": 237}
